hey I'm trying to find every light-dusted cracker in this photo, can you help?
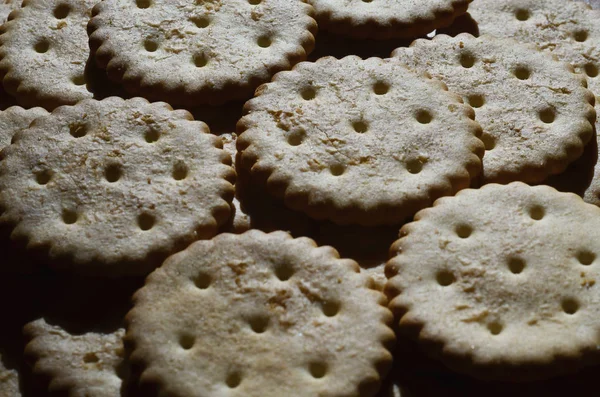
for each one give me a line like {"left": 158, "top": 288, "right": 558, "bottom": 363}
{"left": 468, "top": 0, "right": 600, "bottom": 201}
{"left": 25, "top": 318, "right": 124, "bottom": 397}
{"left": 237, "top": 55, "right": 484, "bottom": 226}
{"left": 126, "top": 230, "right": 395, "bottom": 397}
{"left": 0, "top": 351, "right": 20, "bottom": 397}
{"left": 0, "top": 0, "right": 96, "bottom": 109}
{"left": 306, "top": 0, "right": 471, "bottom": 40}
{"left": 385, "top": 182, "right": 600, "bottom": 380}
{"left": 0, "top": 97, "right": 235, "bottom": 275}
{"left": 88, "top": 0, "right": 317, "bottom": 106}
{"left": 0, "top": 1, "right": 21, "bottom": 24}
{"left": 0, "top": 106, "right": 48, "bottom": 149}
{"left": 393, "top": 33, "right": 596, "bottom": 184}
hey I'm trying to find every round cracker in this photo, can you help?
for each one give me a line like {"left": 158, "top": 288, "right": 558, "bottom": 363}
{"left": 306, "top": 0, "right": 471, "bottom": 40}
{"left": 385, "top": 182, "right": 600, "bottom": 380}
{"left": 0, "top": 97, "right": 235, "bottom": 275}
{"left": 0, "top": 0, "right": 96, "bottom": 109}
{"left": 126, "top": 230, "right": 395, "bottom": 397}
{"left": 237, "top": 55, "right": 484, "bottom": 226}
{"left": 88, "top": 0, "right": 317, "bottom": 106}
{"left": 393, "top": 33, "right": 596, "bottom": 184}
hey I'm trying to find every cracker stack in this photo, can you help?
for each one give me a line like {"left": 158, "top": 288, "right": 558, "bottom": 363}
{"left": 1, "top": 1, "right": 600, "bottom": 396}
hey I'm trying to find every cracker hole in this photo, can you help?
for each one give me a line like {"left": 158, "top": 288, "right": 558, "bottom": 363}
{"left": 193, "top": 53, "right": 208, "bottom": 68}
{"left": 416, "top": 109, "right": 432, "bottom": 124}
{"left": 144, "top": 129, "right": 160, "bottom": 143}
{"left": 539, "top": 108, "right": 555, "bottom": 124}
{"left": 480, "top": 133, "right": 496, "bottom": 150}
{"left": 62, "top": 209, "right": 77, "bottom": 225}
{"left": 562, "top": 298, "right": 579, "bottom": 315}
{"left": 508, "top": 257, "right": 525, "bottom": 274}
{"left": 309, "top": 362, "right": 327, "bottom": 379}
{"left": 515, "top": 8, "right": 530, "bottom": 21}
{"left": 514, "top": 66, "right": 530, "bottom": 80}
{"left": 373, "top": 81, "right": 389, "bottom": 95}
{"left": 529, "top": 205, "right": 545, "bottom": 220}
{"left": 248, "top": 0, "right": 261, "bottom": 4}
{"left": 330, "top": 164, "right": 345, "bottom": 176}
{"left": 468, "top": 94, "right": 484, "bottom": 108}
{"left": 104, "top": 164, "right": 121, "bottom": 183}
{"left": 35, "top": 170, "right": 51, "bottom": 185}
{"left": 138, "top": 213, "right": 155, "bottom": 231}
{"left": 436, "top": 270, "right": 455, "bottom": 286}
{"left": 34, "top": 39, "right": 50, "bottom": 53}
{"left": 459, "top": 53, "right": 475, "bottom": 68}
{"left": 585, "top": 63, "right": 598, "bottom": 78}
{"left": 574, "top": 30, "right": 588, "bottom": 42}
{"left": 72, "top": 75, "right": 86, "bottom": 86}
{"left": 194, "top": 273, "right": 211, "bottom": 289}
{"left": 455, "top": 224, "right": 472, "bottom": 238}
{"left": 321, "top": 301, "right": 340, "bottom": 317}
{"left": 53, "top": 3, "right": 70, "bottom": 19}
{"left": 144, "top": 39, "right": 158, "bottom": 52}
{"left": 406, "top": 159, "right": 423, "bottom": 174}
{"left": 69, "top": 123, "right": 87, "bottom": 138}
{"left": 226, "top": 372, "right": 242, "bottom": 388}
{"left": 83, "top": 353, "right": 99, "bottom": 363}
{"left": 488, "top": 322, "right": 503, "bottom": 335}
{"left": 136, "top": 0, "right": 151, "bottom": 8}
{"left": 274, "top": 264, "right": 294, "bottom": 281}
{"left": 249, "top": 315, "right": 269, "bottom": 333}
{"left": 578, "top": 250, "right": 595, "bottom": 266}
{"left": 179, "top": 334, "right": 195, "bottom": 350}
{"left": 301, "top": 87, "right": 316, "bottom": 101}
{"left": 352, "top": 121, "right": 368, "bottom": 133}
{"left": 172, "top": 161, "right": 188, "bottom": 180}
{"left": 190, "top": 15, "right": 209, "bottom": 28}
{"left": 257, "top": 36, "right": 272, "bottom": 48}
{"left": 287, "top": 129, "right": 305, "bottom": 146}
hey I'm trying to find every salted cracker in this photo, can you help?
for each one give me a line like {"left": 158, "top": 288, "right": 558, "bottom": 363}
{"left": 393, "top": 34, "right": 596, "bottom": 184}
{"left": 126, "top": 230, "right": 395, "bottom": 397}
{"left": 24, "top": 318, "right": 124, "bottom": 397}
{"left": 385, "top": 182, "right": 600, "bottom": 380}
{"left": 0, "top": 97, "right": 235, "bottom": 275}
{"left": 306, "top": 0, "right": 471, "bottom": 40}
{"left": 237, "top": 56, "right": 484, "bottom": 226}
{"left": 88, "top": 0, "right": 317, "bottom": 106}
{"left": 0, "top": 0, "right": 97, "bottom": 109}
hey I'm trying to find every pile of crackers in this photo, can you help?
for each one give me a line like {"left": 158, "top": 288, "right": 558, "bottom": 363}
{"left": 1, "top": 0, "right": 600, "bottom": 396}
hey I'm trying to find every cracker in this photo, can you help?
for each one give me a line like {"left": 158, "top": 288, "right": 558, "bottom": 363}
{"left": 393, "top": 34, "right": 596, "bottom": 184}
{"left": 0, "top": 106, "right": 48, "bottom": 149}
{"left": 126, "top": 230, "right": 395, "bottom": 397}
{"left": 468, "top": 0, "right": 600, "bottom": 200}
{"left": 237, "top": 55, "right": 484, "bottom": 226}
{"left": 0, "top": 0, "right": 97, "bottom": 109}
{"left": 306, "top": 0, "right": 471, "bottom": 40}
{"left": 88, "top": 0, "right": 317, "bottom": 106}
{"left": 0, "top": 97, "right": 235, "bottom": 275}
{"left": 24, "top": 318, "right": 125, "bottom": 397}
{"left": 385, "top": 182, "right": 600, "bottom": 380}
{"left": 0, "top": 351, "right": 20, "bottom": 397}
{"left": 0, "top": 1, "right": 21, "bottom": 24}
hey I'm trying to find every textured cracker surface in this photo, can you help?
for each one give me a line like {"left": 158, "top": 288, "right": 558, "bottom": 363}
{"left": 0, "top": 106, "right": 48, "bottom": 149}
{"left": 88, "top": 0, "right": 317, "bottom": 105}
{"left": 386, "top": 182, "right": 600, "bottom": 380}
{"left": 0, "top": 0, "right": 21, "bottom": 23}
{"left": 0, "top": 0, "right": 96, "bottom": 109}
{"left": 469, "top": 0, "right": 600, "bottom": 202}
{"left": 0, "top": 352, "right": 20, "bottom": 397}
{"left": 127, "top": 230, "right": 395, "bottom": 397}
{"left": 393, "top": 34, "right": 596, "bottom": 183}
{"left": 307, "top": 0, "right": 471, "bottom": 39}
{"left": 25, "top": 318, "right": 124, "bottom": 397}
{"left": 0, "top": 97, "right": 235, "bottom": 274}
{"left": 237, "top": 56, "right": 484, "bottom": 226}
